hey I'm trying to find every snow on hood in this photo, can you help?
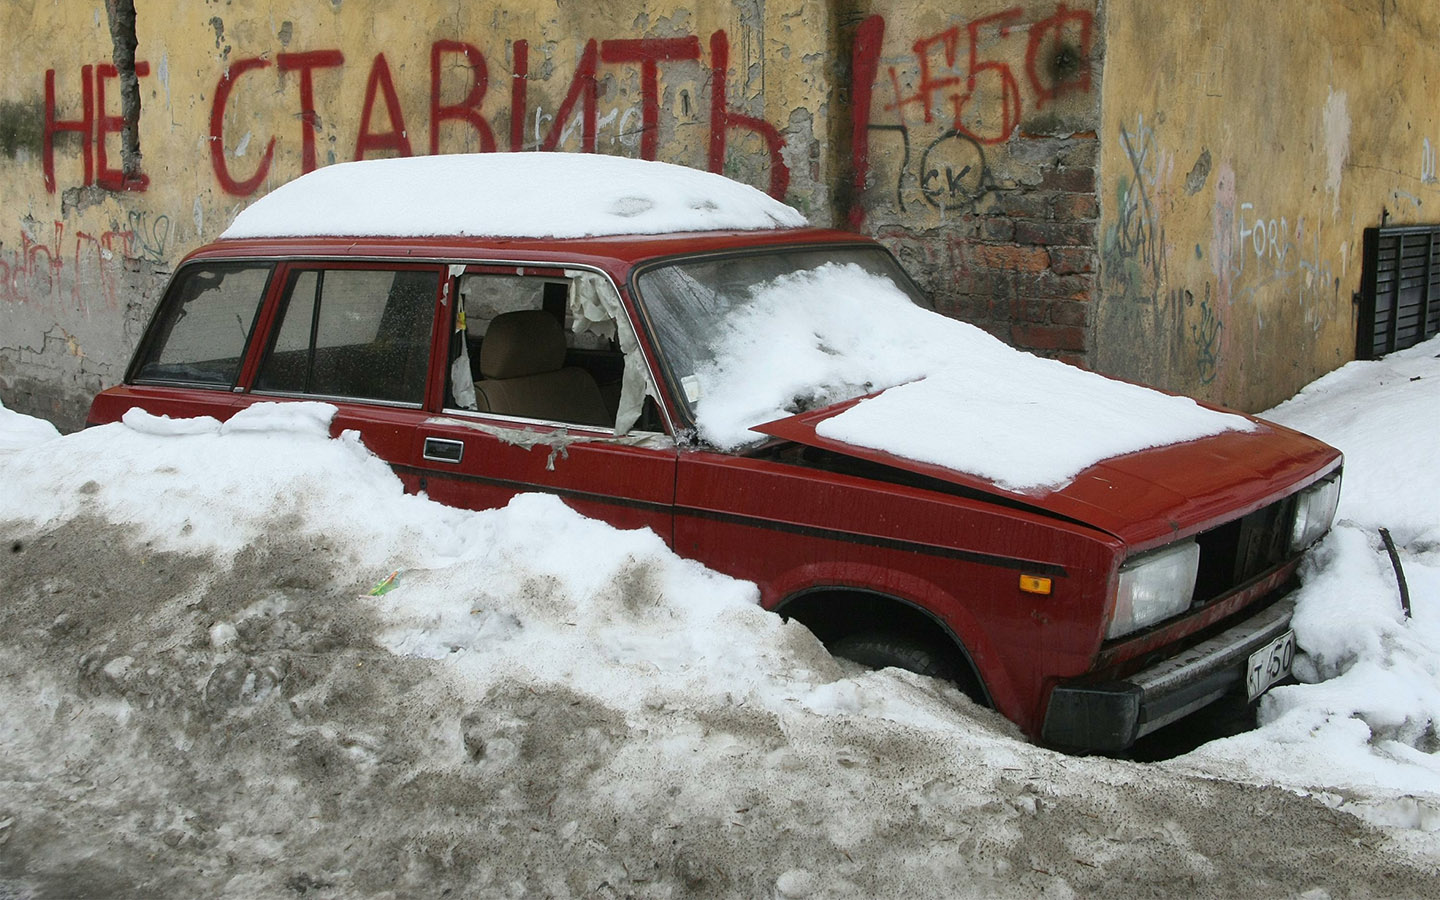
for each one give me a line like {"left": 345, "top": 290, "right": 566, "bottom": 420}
{"left": 693, "top": 263, "right": 1253, "bottom": 492}
{"left": 219, "top": 152, "right": 807, "bottom": 240}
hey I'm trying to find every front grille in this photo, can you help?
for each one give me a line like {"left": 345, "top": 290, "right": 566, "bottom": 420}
{"left": 1192, "top": 496, "right": 1298, "bottom": 604}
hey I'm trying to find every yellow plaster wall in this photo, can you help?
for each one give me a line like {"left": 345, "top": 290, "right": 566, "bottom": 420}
{"left": 1095, "top": 0, "right": 1440, "bottom": 411}
{"left": 4, "top": 0, "right": 1439, "bottom": 426}
{"left": 0, "top": 0, "right": 835, "bottom": 426}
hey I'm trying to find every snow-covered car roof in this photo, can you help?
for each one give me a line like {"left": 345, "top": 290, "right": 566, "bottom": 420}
{"left": 220, "top": 153, "right": 808, "bottom": 240}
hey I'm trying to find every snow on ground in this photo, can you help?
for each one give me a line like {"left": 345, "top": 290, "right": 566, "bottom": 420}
{"left": 219, "top": 153, "right": 807, "bottom": 241}
{"left": 1169, "top": 336, "right": 1440, "bottom": 833}
{"left": 1, "top": 339, "right": 1439, "bottom": 896}
{"left": 0, "top": 402, "right": 59, "bottom": 451}
{"left": 693, "top": 263, "right": 1252, "bottom": 491}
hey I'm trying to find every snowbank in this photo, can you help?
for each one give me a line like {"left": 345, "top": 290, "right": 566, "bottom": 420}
{"left": 1, "top": 402, "right": 455, "bottom": 564}
{"left": 695, "top": 263, "right": 1252, "bottom": 491}
{"left": 1, "top": 346, "right": 1438, "bottom": 895}
{"left": 0, "top": 397, "right": 60, "bottom": 450}
{"left": 1171, "top": 336, "right": 1440, "bottom": 830}
{"left": 219, "top": 153, "right": 807, "bottom": 240}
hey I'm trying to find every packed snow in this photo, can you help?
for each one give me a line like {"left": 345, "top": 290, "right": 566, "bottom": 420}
{"left": 1169, "top": 337, "right": 1440, "bottom": 830}
{"left": 219, "top": 153, "right": 807, "bottom": 240}
{"left": 692, "top": 263, "right": 1252, "bottom": 491}
{"left": 1, "top": 338, "right": 1439, "bottom": 896}
{"left": 0, "top": 402, "right": 59, "bottom": 451}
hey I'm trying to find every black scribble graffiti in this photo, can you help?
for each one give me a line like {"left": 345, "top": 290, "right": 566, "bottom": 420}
{"left": 918, "top": 129, "right": 990, "bottom": 211}
{"left": 125, "top": 209, "right": 170, "bottom": 263}
{"left": 865, "top": 123, "right": 911, "bottom": 212}
{"left": 1189, "top": 284, "right": 1222, "bottom": 384}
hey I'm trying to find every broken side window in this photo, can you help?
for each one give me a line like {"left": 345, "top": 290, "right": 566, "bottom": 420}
{"left": 444, "top": 271, "right": 660, "bottom": 433}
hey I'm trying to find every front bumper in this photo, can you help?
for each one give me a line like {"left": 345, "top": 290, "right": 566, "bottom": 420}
{"left": 1040, "top": 596, "right": 1296, "bottom": 752}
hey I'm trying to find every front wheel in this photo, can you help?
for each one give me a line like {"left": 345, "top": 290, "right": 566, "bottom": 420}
{"left": 828, "top": 632, "right": 961, "bottom": 681}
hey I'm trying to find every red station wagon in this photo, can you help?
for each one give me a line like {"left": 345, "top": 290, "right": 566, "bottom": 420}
{"left": 87, "top": 154, "right": 1343, "bottom": 752}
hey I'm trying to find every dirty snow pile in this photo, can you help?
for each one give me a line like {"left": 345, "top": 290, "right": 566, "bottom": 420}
{"left": 693, "top": 263, "right": 1253, "bottom": 491}
{"left": 1171, "top": 335, "right": 1440, "bottom": 832}
{"left": 220, "top": 152, "right": 807, "bottom": 240}
{"left": 1, "top": 371, "right": 1439, "bottom": 895}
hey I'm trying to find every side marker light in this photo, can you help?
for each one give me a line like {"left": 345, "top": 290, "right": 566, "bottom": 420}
{"left": 1020, "top": 575, "right": 1052, "bottom": 595}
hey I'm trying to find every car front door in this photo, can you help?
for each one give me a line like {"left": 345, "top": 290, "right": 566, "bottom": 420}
{"left": 400, "top": 264, "right": 677, "bottom": 541}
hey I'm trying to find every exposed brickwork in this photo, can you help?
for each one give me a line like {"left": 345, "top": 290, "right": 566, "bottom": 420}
{"left": 1038, "top": 166, "right": 1096, "bottom": 194}
{"left": 1050, "top": 191, "right": 1099, "bottom": 221}
{"left": 968, "top": 242, "right": 1050, "bottom": 272}
{"left": 1010, "top": 322, "right": 1087, "bottom": 351}
{"left": 1047, "top": 246, "right": 1095, "bottom": 275}
{"left": 1014, "top": 220, "right": 1095, "bottom": 247}
{"left": 879, "top": 133, "right": 1100, "bottom": 366}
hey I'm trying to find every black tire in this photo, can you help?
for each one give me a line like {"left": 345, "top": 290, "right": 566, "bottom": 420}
{"left": 828, "top": 632, "right": 961, "bottom": 682}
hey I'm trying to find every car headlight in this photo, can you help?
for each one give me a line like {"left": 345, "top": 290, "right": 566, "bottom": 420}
{"left": 1106, "top": 540, "right": 1200, "bottom": 640}
{"left": 1289, "top": 473, "right": 1341, "bottom": 553}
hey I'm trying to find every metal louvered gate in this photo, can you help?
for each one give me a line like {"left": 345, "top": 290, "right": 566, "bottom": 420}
{"left": 1357, "top": 225, "right": 1440, "bottom": 359}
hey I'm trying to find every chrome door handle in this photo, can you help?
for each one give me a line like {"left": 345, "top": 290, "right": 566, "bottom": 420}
{"left": 423, "top": 437, "right": 464, "bottom": 463}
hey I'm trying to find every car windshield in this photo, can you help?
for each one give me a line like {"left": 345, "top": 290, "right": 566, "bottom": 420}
{"left": 634, "top": 247, "right": 934, "bottom": 447}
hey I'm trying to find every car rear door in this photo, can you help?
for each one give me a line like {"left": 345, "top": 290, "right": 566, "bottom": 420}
{"left": 237, "top": 260, "right": 449, "bottom": 495}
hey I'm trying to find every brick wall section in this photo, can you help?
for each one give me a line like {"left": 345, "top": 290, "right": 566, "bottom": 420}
{"left": 872, "top": 134, "right": 1099, "bottom": 368}
{"left": 960, "top": 135, "right": 1097, "bottom": 367}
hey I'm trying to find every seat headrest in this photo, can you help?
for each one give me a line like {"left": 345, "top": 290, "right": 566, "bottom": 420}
{"left": 480, "top": 310, "right": 567, "bottom": 379}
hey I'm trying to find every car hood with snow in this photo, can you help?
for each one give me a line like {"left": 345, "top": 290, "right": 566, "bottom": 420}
{"left": 754, "top": 397, "right": 1340, "bottom": 550}
{"left": 634, "top": 246, "right": 1341, "bottom": 550}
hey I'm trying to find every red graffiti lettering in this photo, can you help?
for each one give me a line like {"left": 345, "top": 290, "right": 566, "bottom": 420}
{"left": 25, "top": 223, "right": 64, "bottom": 303}
{"left": 1025, "top": 3, "right": 1093, "bottom": 109}
{"left": 951, "top": 9, "right": 1024, "bottom": 145}
{"left": 209, "top": 57, "right": 275, "bottom": 196}
{"left": 707, "top": 31, "right": 789, "bottom": 199}
{"left": 0, "top": 219, "right": 145, "bottom": 310}
{"left": 43, "top": 67, "right": 94, "bottom": 192}
{"left": 510, "top": 41, "right": 528, "bottom": 151}
{"left": 430, "top": 41, "right": 495, "bottom": 155}
{"left": 276, "top": 50, "right": 345, "bottom": 173}
{"left": 95, "top": 61, "right": 151, "bottom": 191}
{"left": 880, "top": 5, "right": 1093, "bottom": 148}
{"left": 599, "top": 37, "right": 701, "bottom": 161}
{"left": 355, "top": 53, "right": 413, "bottom": 159}
{"left": 0, "top": 225, "right": 64, "bottom": 305}
{"left": 849, "top": 15, "right": 886, "bottom": 229}
{"left": 72, "top": 230, "right": 109, "bottom": 312}
{"left": 538, "top": 39, "right": 599, "bottom": 153}
{"left": 888, "top": 29, "right": 962, "bottom": 125}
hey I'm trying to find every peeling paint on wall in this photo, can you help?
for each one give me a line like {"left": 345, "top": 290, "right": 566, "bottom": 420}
{"left": 1323, "top": 88, "right": 1350, "bottom": 218}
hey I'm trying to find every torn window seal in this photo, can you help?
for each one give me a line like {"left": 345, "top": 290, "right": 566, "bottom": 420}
{"left": 425, "top": 416, "right": 674, "bottom": 470}
{"left": 565, "top": 268, "right": 657, "bottom": 437}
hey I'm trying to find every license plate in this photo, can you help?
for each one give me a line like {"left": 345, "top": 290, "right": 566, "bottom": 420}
{"left": 1245, "top": 629, "right": 1296, "bottom": 701}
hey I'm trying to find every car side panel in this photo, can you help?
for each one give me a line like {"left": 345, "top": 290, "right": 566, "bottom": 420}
{"left": 399, "top": 415, "right": 677, "bottom": 539}
{"left": 87, "top": 385, "right": 247, "bottom": 429}
{"left": 673, "top": 449, "right": 1121, "bottom": 737}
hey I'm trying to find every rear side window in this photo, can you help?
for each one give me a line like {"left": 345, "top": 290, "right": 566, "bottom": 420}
{"left": 255, "top": 267, "right": 440, "bottom": 405}
{"left": 131, "top": 263, "right": 274, "bottom": 388}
